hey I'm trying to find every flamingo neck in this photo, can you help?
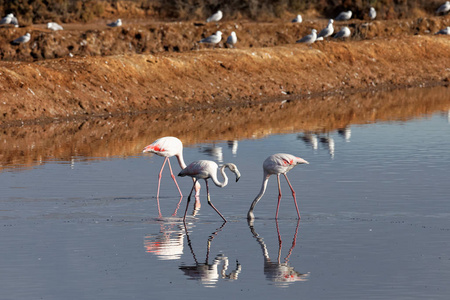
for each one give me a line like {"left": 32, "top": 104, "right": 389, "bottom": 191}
{"left": 211, "top": 164, "right": 228, "bottom": 187}
{"left": 176, "top": 153, "right": 187, "bottom": 169}
{"left": 247, "top": 173, "right": 270, "bottom": 219}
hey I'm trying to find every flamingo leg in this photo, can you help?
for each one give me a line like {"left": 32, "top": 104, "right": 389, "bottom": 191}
{"left": 205, "top": 179, "right": 227, "bottom": 223}
{"left": 283, "top": 174, "right": 300, "bottom": 219}
{"left": 275, "top": 175, "right": 282, "bottom": 220}
{"left": 167, "top": 158, "right": 183, "bottom": 197}
{"left": 171, "top": 195, "right": 183, "bottom": 217}
{"left": 156, "top": 157, "right": 168, "bottom": 199}
{"left": 183, "top": 179, "right": 197, "bottom": 221}
{"left": 156, "top": 196, "right": 162, "bottom": 218}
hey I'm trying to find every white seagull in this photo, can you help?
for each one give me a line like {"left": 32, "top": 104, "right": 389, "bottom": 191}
{"left": 47, "top": 22, "right": 63, "bottom": 31}
{"left": 436, "top": 1, "right": 450, "bottom": 14}
{"left": 317, "top": 19, "right": 334, "bottom": 39}
{"left": 11, "top": 33, "right": 30, "bottom": 45}
{"left": 226, "top": 31, "right": 237, "bottom": 48}
{"left": 334, "top": 26, "right": 351, "bottom": 39}
{"left": 0, "top": 13, "right": 18, "bottom": 27}
{"left": 369, "top": 7, "right": 377, "bottom": 19}
{"left": 435, "top": 27, "right": 450, "bottom": 35}
{"left": 199, "top": 31, "right": 223, "bottom": 46}
{"left": 292, "top": 14, "right": 302, "bottom": 23}
{"left": 296, "top": 29, "right": 317, "bottom": 45}
{"left": 107, "top": 18, "right": 122, "bottom": 27}
{"left": 207, "top": 10, "right": 223, "bottom": 23}
{"left": 335, "top": 10, "right": 352, "bottom": 21}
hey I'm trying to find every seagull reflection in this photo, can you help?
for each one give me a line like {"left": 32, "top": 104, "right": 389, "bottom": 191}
{"left": 248, "top": 219, "right": 309, "bottom": 287}
{"left": 319, "top": 135, "right": 335, "bottom": 158}
{"left": 337, "top": 127, "right": 351, "bottom": 142}
{"left": 227, "top": 140, "right": 238, "bottom": 156}
{"left": 144, "top": 221, "right": 187, "bottom": 261}
{"left": 200, "top": 145, "right": 223, "bottom": 163}
{"left": 179, "top": 222, "right": 241, "bottom": 286}
{"left": 298, "top": 132, "right": 318, "bottom": 150}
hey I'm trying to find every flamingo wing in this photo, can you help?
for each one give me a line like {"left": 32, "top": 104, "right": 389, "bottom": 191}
{"left": 179, "top": 160, "right": 217, "bottom": 179}
{"left": 143, "top": 136, "right": 182, "bottom": 157}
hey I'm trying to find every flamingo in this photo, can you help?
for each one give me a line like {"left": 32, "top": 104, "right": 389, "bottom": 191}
{"left": 247, "top": 153, "right": 309, "bottom": 221}
{"left": 143, "top": 136, "right": 200, "bottom": 200}
{"left": 178, "top": 160, "right": 241, "bottom": 222}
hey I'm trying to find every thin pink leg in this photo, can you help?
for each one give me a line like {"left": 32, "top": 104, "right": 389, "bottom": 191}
{"left": 156, "top": 196, "right": 162, "bottom": 218}
{"left": 183, "top": 180, "right": 197, "bottom": 221}
{"left": 172, "top": 195, "right": 183, "bottom": 216}
{"left": 206, "top": 180, "right": 227, "bottom": 222}
{"left": 167, "top": 158, "right": 183, "bottom": 197}
{"left": 275, "top": 218, "right": 282, "bottom": 264}
{"left": 156, "top": 157, "right": 168, "bottom": 199}
{"left": 275, "top": 175, "right": 282, "bottom": 220}
{"left": 284, "top": 174, "right": 300, "bottom": 219}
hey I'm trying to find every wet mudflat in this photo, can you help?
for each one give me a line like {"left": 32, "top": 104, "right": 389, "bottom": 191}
{"left": 1, "top": 87, "right": 450, "bottom": 299}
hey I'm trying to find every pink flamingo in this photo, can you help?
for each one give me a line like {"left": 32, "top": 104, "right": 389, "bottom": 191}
{"left": 143, "top": 136, "right": 200, "bottom": 201}
{"left": 247, "top": 153, "right": 309, "bottom": 221}
{"left": 178, "top": 160, "right": 241, "bottom": 222}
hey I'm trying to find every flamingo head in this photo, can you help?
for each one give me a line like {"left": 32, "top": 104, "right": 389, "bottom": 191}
{"left": 225, "top": 163, "right": 241, "bottom": 182}
{"left": 295, "top": 157, "right": 309, "bottom": 165}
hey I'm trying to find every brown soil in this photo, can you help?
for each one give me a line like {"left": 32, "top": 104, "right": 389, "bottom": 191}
{"left": 1, "top": 27, "right": 450, "bottom": 125}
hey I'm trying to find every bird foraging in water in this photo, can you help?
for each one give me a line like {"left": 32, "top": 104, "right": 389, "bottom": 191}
{"left": 247, "top": 153, "right": 309, "bottom": 221}
{"left": 207, "top": 10, "right": 223, "bottom": 23}
{"left": 143, "top": 137, "right": 200, "bottom": 203}
{"left": 179, "top": 160, "right": 241, "bottom": 222}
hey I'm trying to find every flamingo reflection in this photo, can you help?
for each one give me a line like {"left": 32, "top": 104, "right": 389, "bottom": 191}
{"left": 179, "top": 222, "right": 241, "bottom": 286}
{"left": 144, "top": 221, "right": 188, "bottom": 261}
{"left": 248, "top": 219, "right": 309, "bottom": 286}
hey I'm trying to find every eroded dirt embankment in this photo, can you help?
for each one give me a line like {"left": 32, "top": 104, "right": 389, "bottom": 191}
{"left": 0, "top": 34, "right": 449, "bottom": 126}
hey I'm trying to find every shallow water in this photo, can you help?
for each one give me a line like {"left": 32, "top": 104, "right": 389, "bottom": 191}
{"left": 1, "top": 87, "right": 450, "bottom": 299}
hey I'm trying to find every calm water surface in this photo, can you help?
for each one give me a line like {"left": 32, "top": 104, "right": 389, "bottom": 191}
{"left": 1, "top": 89, "right": 450, "bottom": 299}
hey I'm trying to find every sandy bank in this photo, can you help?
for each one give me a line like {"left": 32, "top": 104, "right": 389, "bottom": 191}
{"left": 0, "top": 34, "right": 449, "bottom": 125}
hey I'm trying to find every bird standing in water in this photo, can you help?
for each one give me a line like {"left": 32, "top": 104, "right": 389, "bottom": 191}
{"left": 247, "top": 153, "right": 309, "bottom": 221}
{"left": 179, "top": 160, "right": 241, "bottom": 222}
{"left": 143, "top": 137, "right": 200, "bottom": 199}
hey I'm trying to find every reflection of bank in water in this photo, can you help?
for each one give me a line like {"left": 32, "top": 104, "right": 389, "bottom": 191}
{"left": 179, "top": 222, "right": 241, "bottom": 286}
{"left": 249, "top": 219, "right": 309, "bottom": 287}
{"left": 2, "top": 86, "right": 449, "bottom": 172}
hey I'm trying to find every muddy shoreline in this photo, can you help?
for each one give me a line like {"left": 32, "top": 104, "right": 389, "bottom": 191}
{"left": 1, "top": 33, "right": 449, "bottom": 126}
